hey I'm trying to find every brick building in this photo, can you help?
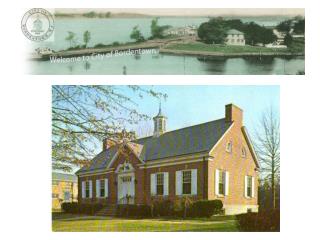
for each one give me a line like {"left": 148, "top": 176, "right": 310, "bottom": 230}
{"left": 76, "top": 103, "right": 259, "bottom": 215}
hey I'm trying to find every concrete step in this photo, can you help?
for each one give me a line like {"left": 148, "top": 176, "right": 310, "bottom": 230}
{"left": 96, "top": 205, "right": 117, "bottom": 216}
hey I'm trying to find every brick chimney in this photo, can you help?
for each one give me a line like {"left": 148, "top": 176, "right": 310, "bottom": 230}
{"left": 225, "top": 104, "right": 243, "bottom": 126}
{"left": 102, "top": 138, "right": 116, "bottom": 151}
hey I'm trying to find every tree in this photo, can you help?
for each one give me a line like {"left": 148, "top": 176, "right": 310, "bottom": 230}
{"left": 130, "top": 26, "right": 145, "bottom": 42}
{"left": 284, "top": 33, "right": 293, "bottom": 47}
{"left": 198, "top": 18, "right": 227, "bottom": 44}
{"left": 83, "top": 30, "right": 91, "bottom": 48}
{"left": 293, "top": 18, "right": 305, "bottom": 34}
{"left": 150, "top": 18, "right": 171, "bottom": 39}
{"left": 244, "top": 22, "right": 276, "bottom": 46}
{"left": 52, "top": 86, "right": 167, "bottom": 172}
{"left": 276, "top": 20, "right": 292, "bottom": 33}
{"left": 254, "top": 107, "right": 280, "bottom": 209}
{"left": 65, "top": 31, "right": 77, "bottom": 48}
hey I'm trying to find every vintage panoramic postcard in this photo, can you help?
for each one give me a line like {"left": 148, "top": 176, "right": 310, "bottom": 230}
{"left": 52, "top": 85, "right": 280, "bottom": 232}
{"left": 24, "top": 8, "right": 305, "bottom": 75}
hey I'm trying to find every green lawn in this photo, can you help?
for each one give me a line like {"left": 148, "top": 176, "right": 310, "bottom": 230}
{"left": 164, "top": 41, "right": 304, "bottom": 54}
{"left": 52, "top": 213, "right": 238, "bottom": 232}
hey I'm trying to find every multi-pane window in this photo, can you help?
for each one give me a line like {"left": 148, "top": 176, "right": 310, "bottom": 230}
{"left": 241, "top": 147, "right": 246, "bottom": 158}
{"left": 218, "top": 171, "right": 225, "bottom": 195}
{"left": 100, "top": 179, "right": 105, "bottom": 197}
{"left": 85, "top": 181, "right": 90, "bottom": 198}
{"left": 156, "top": 173, "right": 164, "bottom": 196}
{"left": 226, "top": 141, "right": 232, "bottom": 153}
{"left": 247, "top": 176, "right": 253, "bottom": 197}
{"left": 182, "top": 170, "right": 192, "bottom": 195}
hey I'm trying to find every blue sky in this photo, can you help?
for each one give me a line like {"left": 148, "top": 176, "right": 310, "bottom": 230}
{"left": 124, "top": 85, "right": 279, "bottom": 136}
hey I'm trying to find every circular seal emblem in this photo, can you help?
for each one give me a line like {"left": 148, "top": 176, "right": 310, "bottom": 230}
{"left": 21, "top": 8, "right": 54, "bottom": 42}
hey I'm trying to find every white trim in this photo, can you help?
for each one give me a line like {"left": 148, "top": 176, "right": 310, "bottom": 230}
{"left": 252, "top": 176, "right": 255, "bottom": 198}
{"left": 89, "top": 180, "right": 92, "bottom": 198}
{"left": 150, "top": 173, "right": 156, "bottom": 196}
{"left": 209, "top": 122, "right": 234, "bottom": 156}
{"left": 175, "top": 171, "right": 182, "bottom": 196}
{"left": 106, "top": 151, "right": 120, "bottom": 169}
{"left": 225, "top": 171, "right": 229, "bottom": 196}
{"left": 164, "top": 172, "right": 169, "bottom": 196}
{"left": 96, "top": 179, "right": 100, "bottom": 198}
{"left": 81, "top": 181, "right": 85, "bottom": 198}
{"left": 137, "top": 153, "right": 208, "bottom": 167}
{"left": 105, "top": 178, "right": 109, "bottom": 197}
{"left": 191, "top": 169, "right": 197, "bottom": 195}
{"left": 241, "top": 127, "right": 260, "bottom": 168}
{"left": 106, "top": 142, "right": 145, "bottom": 169}
{"left": 139, "top": 158, "right": 205, "bottom": 169}
{"left": 215, "top": 169, "right": 219, "bottom": 196}
{"left": 77, "top": 169, "right": 114, "bottom": 177}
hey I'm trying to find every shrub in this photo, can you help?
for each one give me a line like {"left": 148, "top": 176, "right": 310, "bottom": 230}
{"left": 152, "top": 199, "right": 174, "bottom": 217}
{"left": 61, "top": 202, "right": 103, "bottom": 215}
{"left": 116, "top": 204, "right": 151, "bottom": 218}
{"left": 190, "top": 200, "right": 223, "bottom": 218}
{"left": 236, "top": 210, "right": 280, "bottom": 232}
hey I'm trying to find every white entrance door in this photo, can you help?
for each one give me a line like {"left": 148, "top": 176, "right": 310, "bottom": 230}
{"left": 118, "top": 174, "right": 135, "bottom": 204}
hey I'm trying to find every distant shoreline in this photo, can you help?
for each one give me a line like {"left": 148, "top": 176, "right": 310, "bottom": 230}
{"left": 54, "top": 13, "right": 302, "bottom": 19}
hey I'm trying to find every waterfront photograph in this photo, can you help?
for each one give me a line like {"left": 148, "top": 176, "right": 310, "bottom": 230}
{"left": 27, "top": 8, "right": 305, "bottom": 75}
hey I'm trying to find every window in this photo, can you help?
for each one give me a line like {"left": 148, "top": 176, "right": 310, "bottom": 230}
{"left": 156, "top": 173, "right": 164, "bottom": 196}
{"left": 85, "top": 181, "right": 90, "bottom": 198}
{"left": 247, "top": 176, "right": 253, "bottom": 197}
{"left": 218, "top": 171, "right": 225, "bottom": 195}
{"left": 182, "top": 170, "right": 192, "bottom": 195}
{"left": 226, "top": 141, "right": 232, "bottom": 153}
{"left": 64, "top": 191, "right": 70, "bottom": 201}
{"left": 241, "top": 147, "right": 246, "bottom": 158}
{"left": 100, "top": 179, "right": 105, "bottom": 197}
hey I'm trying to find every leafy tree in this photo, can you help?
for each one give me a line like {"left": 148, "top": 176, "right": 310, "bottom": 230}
{"left": 130, "top": 26, "right": 145, "bottom": 42}
{"left": 150, "top": 18, "right": 171, "bottom": 39}
{"left": 284, "top": 33, "right": 293, "bottom": 47}
{"left": 254, "top": 107, "right": 280, "bottom": 209}
{"left": 243, "top": 22, "right": 276, "bottom": 46}
{"left": 293, "top": 19, "right": 305, "bottom": 34}
{"left": 198, "top": 18, "right": 276, "bottom": 45}
{"left": 52, "top": 85, "right": 167, "bottom": 172}
{"left": 197, "top": 18, "right": 227, "bottom": 44}
{"left": 65, "top": 31, "right": 77, "bottom": 48}
{"left": 276, "top": 20, "right": 292, "bottom": 33}
{"left": 83, "top": 30, "right": 91, "bottom": 48}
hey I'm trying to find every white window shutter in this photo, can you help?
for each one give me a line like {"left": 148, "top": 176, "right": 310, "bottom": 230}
{"left": 225, "top": 171, "right": 229, "bottom": 196}
{"left": 191, "top": 169, "right": 197, "bottom": 195}
{"left": 82, "top": 181, "right": 85, "bottom": 198}
{"left": 176, "top": 171, "right": 182, "bottom": 195}
{"left": 251, "top": 177, "right": 255, "bottom": 198}
{"left": 164, "top": 172, "right": 169, "bottom": 196}
{"left": 215, "top": 169, "right": 219, "bottom": 196}
{"left": 150, "top": 174, "right": 156, "bottom": 196}
{"left": 105, "top": 179, "right": 108, "bottom": 197}
{"left": 244, "top": 176, "right": 248, "bottom": 198}
{"left": 89, "top": 180, "right": 93, "bottom": 198}
{"left": 130, "top": 175, "right": 135, "bottom": 197}
{"left": 96, "top": 180, "right": 100, "bottom": 198}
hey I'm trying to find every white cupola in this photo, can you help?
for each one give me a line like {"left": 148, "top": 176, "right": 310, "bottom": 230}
{"left": 153, "top": 103, "right": 167, "bottom": 137}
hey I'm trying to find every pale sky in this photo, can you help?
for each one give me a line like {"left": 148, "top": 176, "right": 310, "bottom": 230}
{"left": 56, "top": 8, "right": 304, "bottom": 17}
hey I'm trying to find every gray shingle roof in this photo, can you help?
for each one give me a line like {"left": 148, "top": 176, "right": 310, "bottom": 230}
{"left": 77, "top": 118, "right": 232, "bottom": 175}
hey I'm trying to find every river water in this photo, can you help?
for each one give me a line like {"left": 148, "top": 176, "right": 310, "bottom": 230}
{"left": 28, "top": 16, "right": 305, "bottom": 75}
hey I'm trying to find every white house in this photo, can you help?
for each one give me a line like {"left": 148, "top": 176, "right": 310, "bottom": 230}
{"left": 225, "top": 29, "right": 245, "bottom": 46}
